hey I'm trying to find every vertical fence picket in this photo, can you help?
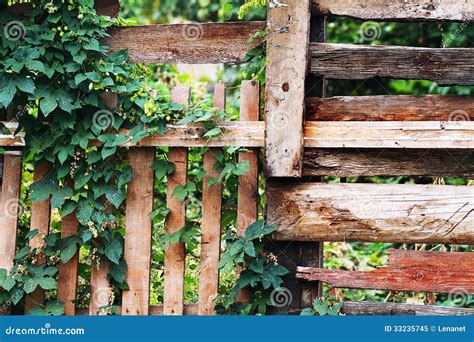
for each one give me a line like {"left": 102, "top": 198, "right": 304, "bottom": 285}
{"left": 24, "top": 162, "right": 52, "bottom": 313}
{"left": 197, "top": 84, "right": 225, "bottom": 315}
{"left": 163, "top": 86, "right": 190, "bottom": 315}
{"left": 122, "top": 148, "right": 155, "bottom": 315}
{"left": 57, "top": 179, "right": 79, "bottom": 315}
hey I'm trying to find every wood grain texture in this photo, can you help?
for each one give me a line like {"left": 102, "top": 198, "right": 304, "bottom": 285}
{"left": 264, "top": 0, "right": 311, "bottom": 177}
{"left": 0, "top": 153, "right": 22, "bottom": 272}
{"left": 4, "top": 0, "right": 120, "bottom": 17}
{"left": 25, "top": 162, "right": 52, "bottom": 313}
{"left": 89, "top": 260, "right": 111, "bottom": 315}
{"left": 340, "top": 301, "right": 474, "bottom": 316}
{"left": 105, "top": 22, "right": 264, "bottom": 64}
{"left": 302, "top": 148, "right": 474, "bottom": 177}
{"left": 306, "top": 95, "right": 474, "bottom": 121}
{"left": 304, "top": 121, "right": 474, "bottom": 149}
{"left": 267, "top": 182, "right": 474, "bottom": 244}
{"left": 312, "top": 0, "right": 474, "bottom": 21}
{"left": 198, "top": 85, "right": 224, "bottom": 315}
{"left": 163, "top": 87, "right": 190, "bottom": 315}
{"left": 310, "top": 43, "right": 474, "bottom": 85}
{"left": 121, "top": 148, "right": 155, "bottom": 315}
{"left": 57, "top": 181, "right": 79, "bottom": 316}
{"left": 237, "top": 80, "right": 260, "bottom": 236}
{"left": 297, "top": 249, "right": 474, "bottom": 293}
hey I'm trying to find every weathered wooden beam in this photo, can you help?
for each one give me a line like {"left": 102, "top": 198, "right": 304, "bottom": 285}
{"left": 264, "top": 0, "right": 311, "bottom": 177}
{"left": 341, "top": 301, "right": 474, "bottom": 316}
{"left": 297, "top": 249, "right": 474, "bottom": 294}
{"left": 304, "top": 121, "right": 474, "bottom": 149}
{"left": 306, "top": 95, "right": 474, "bottom": 121}
{"left": 105, "top": 22, "right": 265, "bottom": 64}
{"left": 302, "top": 148, "right": 474, "bottom": 177}
{"left": 310, "top": 43, "right": 474, "bottom": 85}
{"left": 4, "top": 0, "right": 121, "bottom": 17}
{"left": 267, "top": 181, "right": 474, "bottom": 244}
{"left": 312, "top": 0, "right": 474, "bottom": 22}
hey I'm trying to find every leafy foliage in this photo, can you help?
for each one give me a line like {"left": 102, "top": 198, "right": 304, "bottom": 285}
{"left": 300, "top": 297, "right": 343, "bottom": 316}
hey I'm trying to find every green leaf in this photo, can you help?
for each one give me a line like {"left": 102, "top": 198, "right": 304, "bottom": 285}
{"left": 40, "top": 97, "right": 58, "bottom": 116}
{"left": 60, "top": 242, "right": 77, "bottom": 264}
{"left": 244, "top": 241, "right": 256, "bottom": 257}
{"left": 23, "top": 279, "right": 38, "bottom": 294}
{"left": 77, "top": 200, "right": 93, "bottom": 225}
{"left": 15, "top": 77, "right": 35, "bottom": 94}
{"left": 105, "top": 238, "right": 123, "bottom": 265}
{"left": 37, "top": 277, "right": 56, "bottom": 290}
{"left": 1, "top": 276, "right": 16, "bottom": 291}
{"left": 109, "top": 259, "right": 127, "bottom": 284}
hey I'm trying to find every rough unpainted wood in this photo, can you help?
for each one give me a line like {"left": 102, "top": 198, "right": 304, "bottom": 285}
{"left": 57, "top": 180, "right": 80, "bottom": 316}
{"left": 0, "top": 154, "right": 22, "bottom": 272}
{"left": 312, "top": 0, "right": 474, "bottom": 21}
{"left": 89, "top": 260, "right": 111, "bottom": 316}
{"left": 264, "top": 0, "right": 311, "bottom": 177}
{"left": 163, "top": 87, "right": 190, "bottom": 315}
{"left": 198, "top": 85, "right": 224, "bottom": 315}
{"left": 105, "top": 22, "right": 264, "bottom": 64}
{"left": 267, "top": 181, "right": 474, "bottom": 244}
{"left": 122, "top": 148, "right": 155, "bottom": 315}
{"left": 340, "top": 301, "right": 474, "bottom": 316}
{"left": 25, "top": 162, "right": 52, "bottom": 313}
{"left": 302, "top": 148, "right": 474, "bottom": 177}
{"left": 5, "top": 0, "right": 121, "bottom": 17}
{"left": 297, "top": 249, "right": 474, "bottom": 294}
{"left": 310, "top": 43, "right": 474, "bottom": 85}
{"left": 304, "top": 121, "right": 474, "bottom": 149}
{"left": 306, "top": 95, "right": 474, "bottom": 121}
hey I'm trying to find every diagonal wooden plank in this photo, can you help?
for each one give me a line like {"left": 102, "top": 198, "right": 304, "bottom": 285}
{"left": 264, "top": 0, "right": 312, "bottom": 177}
{"left": 163, "top": 86, "right": 190, "bottom": 315}
{"left": 121, "top": 148, "right": 155, "bottom": 315}
{"left": 297, "top": 249, "right": 474, "bottom": 293}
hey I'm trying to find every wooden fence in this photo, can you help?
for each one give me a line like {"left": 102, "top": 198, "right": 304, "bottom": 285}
{"left": 1, "top": 0, "right": 474, "bottom": 316}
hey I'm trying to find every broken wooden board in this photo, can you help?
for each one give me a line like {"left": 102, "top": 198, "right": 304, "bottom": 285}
{"left": 302, "top": 148, "right": 474, "bottom": 177}
{"left": 310, "top": 43, "right": 474, "bottom": 85}
{"left": 297, "top": 249, "right": 474, "bottom": 294}
{"left": 105, "top": 22, "right": 265, "bottom": 64}
{"left": 267, "top": 181, "right": 474, "bottom": 245}
{"left": 312, "top": 0, "right": 474, "bottom": 22}
{"left": 306, "top": 95, "right": 474, "bottom": 121}
{"left": 264, "top": 0, "right": 312, "bottom": 177}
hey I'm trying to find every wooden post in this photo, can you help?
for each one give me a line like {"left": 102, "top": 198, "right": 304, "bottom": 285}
{"left": 197, "top": 84, "right": 225, "bottom": 315}
{"left": 163, "top": 87, "right": 190, "bottom": 315}
{"left": 264, "top": 0, "right": 312, "bottom": 177}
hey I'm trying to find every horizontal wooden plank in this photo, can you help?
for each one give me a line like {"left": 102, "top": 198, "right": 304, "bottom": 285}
{"left": 4, "top": 0, "right": 120, "bottom": 17}
{"left": 105, "top": 22, "right": 265, "bottom": 64}
{"left": 267, "top": 182, "right": 474, "bottom": 244}
{"left": 310, "top": 43, "right": 474, "bottom": 85}
{"left": 312, "top": 0, "right": 474, "bottom": 21}
{"left": 121, "top": 122, "right": 264, "bottom": 147}
{"left": 304, "top": 121, "right": 474, "bottom": 149}
{"left": 302, "top": 148, "right": 474, "bottom": 177}
{"left": 297, "top": 249, "right": 474, "bottom": 294}
{"left": 306, "top": 95, "right": 474, "bottom": 121}
{"left": 340, "top": 301, "right": 474, "bottom": 316}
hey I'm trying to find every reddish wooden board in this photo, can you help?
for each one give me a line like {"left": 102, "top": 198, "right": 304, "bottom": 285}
{"left": 297, "top": 249, "right": 474, "bottom": 293}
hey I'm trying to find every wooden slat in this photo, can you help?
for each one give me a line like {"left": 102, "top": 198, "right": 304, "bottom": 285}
{"left": 121, "top": 121, "right": 264, "bottom": 148}
{"left": 341, "top": 301, "right": 474, "bottom": 316}
{"left": 312, "top": 0, "right": 474, "bottom": 21}
{"left": 306, "top": 95, "right": 474, "bottom": 121}
{"left": 268, "top": 181, "right": 474, "bottom": 244}
{"left": 302, "top": 148, "right": 474, "bottom": 177}
{"left": 4, "top": 0, "right": 120, "bottom": 17}
{"left": 25, "top": 162, "right": 52, "bottom": 313}
{"left": 57, "top": 180, "right": 80, "bottom": 316}
{"left": 304, "top": 121, "right": 474, "bottom": 149}
{"left": 89, "top": 261, "right": 111, "bottom": 315}
{"left": 0, "top": 153, "right": 22, "bottom": 272}
{"left": 310, "top": 43, "right": 474, "bottom": 85}
{"left": 297, "top": 249, "right": 474, "bottom": 293}
{"left": 198, "top": 84, "right": 225, "bottom": 315}
{"left": 121, "top": 148, "right": 155, "bottom": 315}
{"left": 237, "top": 80, "right": 260, "bottom": 236}
{"left": 264, "top": 0, "right": 311, "bottom": 177}
{"left": 77, "top": 304, "right": 199, "bottom": 316}
{"left": 105, "top": 22, "right": 265, "bottom": 64}
{"left": 163, "top": 87, "right": 190, "bottom": 315}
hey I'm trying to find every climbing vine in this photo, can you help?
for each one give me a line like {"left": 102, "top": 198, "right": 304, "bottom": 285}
{"left": 0, "top": 0, "right": 287, "bottom": 316}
